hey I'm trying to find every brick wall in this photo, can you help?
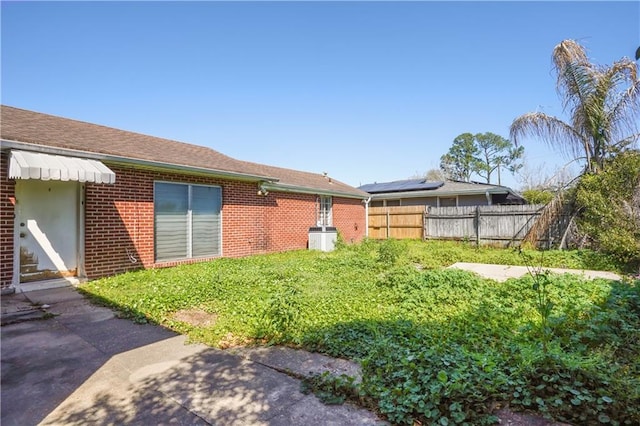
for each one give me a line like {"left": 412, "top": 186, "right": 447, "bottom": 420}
{"left": 220, "top": 179, "right": 269, "bottom": 257}
{"left": 84, "top": 164, "right": 268, "bottom": 278}
{"left": 82, "top": 164, "right": 367, "bottom": 280}
{"left": 264, "top": 192, "right": 317, "bottom": 252}
{"left": 1, "top": 159, "right": 367, "bottom": 286}
{"left": 0, "top": 152, "right": 16, "bottom": 289}
{"left": 84, "top": 165, "right": 153, "bottom": 278}
{"left": 333, "top": 197, "right": 367, "bottom": 244}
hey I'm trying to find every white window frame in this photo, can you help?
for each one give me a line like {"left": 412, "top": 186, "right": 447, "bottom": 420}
{"left": 317, "top": 195, "right": 333, "bottom": 227}
{"left": 154, "top": 181, "right": 222, "bottom": 262}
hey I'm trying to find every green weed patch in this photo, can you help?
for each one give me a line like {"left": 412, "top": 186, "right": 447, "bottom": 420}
{"left": 81, "top": 240, "right": 639, "bottom": 425}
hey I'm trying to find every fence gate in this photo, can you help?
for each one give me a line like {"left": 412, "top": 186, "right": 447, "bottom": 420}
{"left": 367, "top": 206, "right": 425, "bottom": 240}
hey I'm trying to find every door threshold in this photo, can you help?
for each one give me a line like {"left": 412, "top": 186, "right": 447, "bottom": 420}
{"left": 17, "top": 277, "right": 84, "bottom": 293}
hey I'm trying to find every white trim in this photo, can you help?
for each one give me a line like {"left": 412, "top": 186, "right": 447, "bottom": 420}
{"left": 364, "top": 197, "right": 371, "bottom": 237}
{"left": 316, "top": 195, "right": 333, "bottom": 227}
{"left": 77, "top": 184, "right": 86, "bottom": 280}
{"left": 12, "top": 196, "right": 20, "bottom": 288}
{"left": 187, "top": 185, "right": 193, "bottom": 258}
{"left": 153, "top": 180, "right": 222, "bottom": 262}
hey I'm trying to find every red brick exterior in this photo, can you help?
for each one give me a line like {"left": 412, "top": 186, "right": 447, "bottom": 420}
{"left": 333, "top": 197, "right": 367, "bottom": 244}
{"left": 1, "top": 152, "right": 16, "bottom": 290}
{"left": 0, "top": 159, "right": 366, "bottom": 287}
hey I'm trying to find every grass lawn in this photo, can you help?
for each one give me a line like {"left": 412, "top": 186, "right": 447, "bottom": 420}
{"left": 81, "top": 239, "right": 639, "bottom": 425}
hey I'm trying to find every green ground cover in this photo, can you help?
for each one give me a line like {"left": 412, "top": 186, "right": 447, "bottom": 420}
{"left": 81, "top": 240, "right": 639, "bottom": 425}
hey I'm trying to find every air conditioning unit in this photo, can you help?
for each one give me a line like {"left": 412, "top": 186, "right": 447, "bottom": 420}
{"left": 308, "top": 226, "right": 337, "bottom": 252}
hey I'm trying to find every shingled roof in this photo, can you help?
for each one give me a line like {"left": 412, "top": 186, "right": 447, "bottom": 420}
{"left": 1, "top": 105, "right": 368, "bottom": 198}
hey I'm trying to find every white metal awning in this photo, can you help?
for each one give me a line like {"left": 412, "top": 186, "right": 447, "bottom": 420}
{"left": 8, "top": 150, "right": 116, "bottom": 184}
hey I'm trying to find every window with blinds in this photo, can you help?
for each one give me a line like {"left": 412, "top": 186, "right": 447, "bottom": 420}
{"left": 154, "top": 182, "right": 221, "bottom": 261}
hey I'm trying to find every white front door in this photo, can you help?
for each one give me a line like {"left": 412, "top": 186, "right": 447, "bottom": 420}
{"left": 15, "top": 180, "right": 80, "bottom": 283}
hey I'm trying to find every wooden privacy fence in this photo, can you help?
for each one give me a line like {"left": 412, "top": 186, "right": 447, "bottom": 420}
{"left": 368, "top": 204, "right": 554, "bottom": 246}
{"left": 425, "top": 204, "right": 547, "bottom": 246}
{"left": 368, "top": 206, "right": 425, "bottom": 240}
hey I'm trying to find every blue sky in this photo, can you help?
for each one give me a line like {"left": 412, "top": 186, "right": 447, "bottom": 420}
{"left": 2, "top": 1, "right": 638, "bottom": 190}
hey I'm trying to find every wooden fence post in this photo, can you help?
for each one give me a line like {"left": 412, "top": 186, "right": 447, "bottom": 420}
{"left": 386, "top": 208, "right": 390, "bottom": 239}
{"left": 423, "top": 206, "right": 428, "bottom": 240}
{"left": 475, "top": 206, "right": 480, "bottom": 246}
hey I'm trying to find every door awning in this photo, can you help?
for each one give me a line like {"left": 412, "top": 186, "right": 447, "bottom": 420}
{"left": 9, "top": 150, "right": 116, "bottom": 184}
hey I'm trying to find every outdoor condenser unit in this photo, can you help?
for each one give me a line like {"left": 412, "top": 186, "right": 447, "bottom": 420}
{"left": 308, "top": 226, "right": 337, "bottom": 252}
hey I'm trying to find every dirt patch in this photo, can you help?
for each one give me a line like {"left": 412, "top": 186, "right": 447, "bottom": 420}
{"left": 218, "top": 332, "right": 251, "bottom": 349}
{"left": 172, "top": 308, "right": 218, "bottom": 327}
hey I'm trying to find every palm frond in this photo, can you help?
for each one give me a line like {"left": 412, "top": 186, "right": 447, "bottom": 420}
{"left": 514, "top": 39, "right": 639, "bottom": 174}
{"left": 553, "top": 40, "right": 594, "bottom": 112}
{"left": 611, "top": 133, "right": 640, "bottom": 151}
{"left": 522, "top": 191, "right": 566, "bottom": 247}
{"left": 606, "top": 65, "right": 640, "bottom": 147}
{"left": 552, "top": 39, "right": 589, "bottom": 69}
{"left": 510, "top": 112, "right": 589, "bottom": 164}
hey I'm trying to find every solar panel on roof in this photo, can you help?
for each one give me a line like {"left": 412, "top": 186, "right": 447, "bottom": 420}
{"left": 358, "top": 179, "right": 444, "bottom": 193}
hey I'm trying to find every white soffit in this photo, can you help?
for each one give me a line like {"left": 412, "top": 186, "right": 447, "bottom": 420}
{"left": 9, "top": 150, "right": 116, "bottom": 184}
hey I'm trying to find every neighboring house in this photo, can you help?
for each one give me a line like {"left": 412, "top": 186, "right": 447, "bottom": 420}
{"left": 0, "top": 105, "right": 369, "bottom": 292}
{"left": 358, "top": 178, "right": 524, "bottom": 207}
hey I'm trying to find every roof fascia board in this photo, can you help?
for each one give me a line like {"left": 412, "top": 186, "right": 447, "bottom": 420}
{"left": 260, "top": 182, "right": 368, "bottom": 200}
{"left": 1, "top": 139, "right": 279, "bottom": 183}
{"left": 370, "top": 188, "right": 509, "bottom": 200}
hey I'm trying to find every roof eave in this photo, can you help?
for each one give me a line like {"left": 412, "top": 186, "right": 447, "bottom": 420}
{"left": 260, "top": 182, "right": 369, "bottom": 200}
{"left": 369, "top": 188, "right": 511, "bottom": 200}
{"left": 1, "top": 139, "right": 279, "bottom": 183}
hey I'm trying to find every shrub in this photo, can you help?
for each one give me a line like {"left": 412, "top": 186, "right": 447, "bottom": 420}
{"left": 508, "top": 349, "right": 640, "bottom": 424}
{"left": 376, "top": 238, "right": 408, "bottom": 266}
{"left": 258, "top": 284, "right": 301, "bottom": 341}
{"left": 522, "top": 188, "right": 555, "bottom": 205}
{"left": 575, "top": 151, "right": 640, "bottom": 270}
{"left": 361, "top": 338, "right": 505, "bottom": 425}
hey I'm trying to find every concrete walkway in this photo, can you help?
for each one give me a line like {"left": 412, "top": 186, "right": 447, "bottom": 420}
{"left": 0, "top": 275, "right": 586, "bottom": 426}
{"left": 449, "top": 262, "right": 621, "bottom": 282}
{"left": 1, "top": 286, "right": 384, "bottom": 426}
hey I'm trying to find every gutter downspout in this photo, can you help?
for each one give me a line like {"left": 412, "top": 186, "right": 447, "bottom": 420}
{"left": 364, "top": 197, "right": 371, "bottom": 237}
{"left": 485, "top": 191, "right": 492, "bottom": 205}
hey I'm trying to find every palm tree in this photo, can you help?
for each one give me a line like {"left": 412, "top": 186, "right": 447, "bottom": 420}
{"left": 510, "top": 39, "right": 640, "bottom": 174}
{"left": 511, "top": 40, "right": 640, "bottom": 248}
